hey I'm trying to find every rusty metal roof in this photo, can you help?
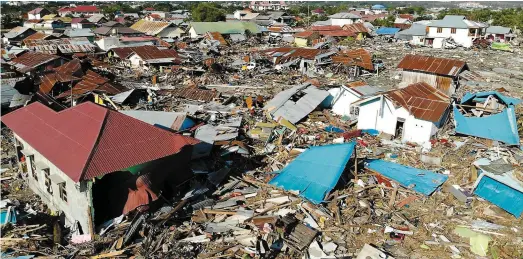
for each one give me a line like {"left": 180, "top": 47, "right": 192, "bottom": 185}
{"left": 22, "top": 32, "right": 52, "bottom": 44}
{"left": 204, "top": 32, "right": 228, "bottom": 46}
{"left": 397, "top": 54, "right": 467, "bottom": 77}
{"left": 24, "top": 38, "right": 95, "bottom": 54}
{"left": 1, "top": 102, "right": 198, "bottom": 182}
{"left": 294, "top": 31, "right": 316, "bottom": 38}
{"left": 7, "top": 52, "right": 60, "bottom": 73}
{"left": 342, "top": 23, "right": 369, "bottom": 35}
{"left": 165, "top": 87, "right": 219, "bottom": 102}
{"left": 311, "top": 25, "right": 343, "bottom": 31}
{"left": 55, "top": 70, "right": 124, "bottom": 99}
{"left": 39, "top": 59, "right": 84, "bottom": 94}
{"left": 262, "top": 47, "right": 330, "bottom": 63}
{"left": 319, "top": 30, "right": 354, "bottom": 37}
{"left": 386, "top": 82, "right": 450, "bottom": 123}
{"left": 111, "top": 46, "right": 178, "bottom": 61}
{"left": 332, "top": 48, "right": 373, "bottom": 70}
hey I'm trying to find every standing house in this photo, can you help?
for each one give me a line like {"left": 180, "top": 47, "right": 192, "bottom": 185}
{"left": 121, "top": 45, "right": 180, "bottom": 70}
{"left": 356, "top": 82, "right": 450, "bottom": 144}
{"left": 329, "top": 81, "right": 382, "bottom": 119}
{"left": 485, "top": 26, "right": 515, "bottom": 42}
{"left": 71, "top": 18, "right": 95, "bottom": 29}
{"left": 58, "top": 6, "right": 101, "bottom": 17}
{"left": 2, "top": 27, "right": 37, "bottom": 46}
{"left": 395, "top": 23, "right": 428, "bottom": 45}
{"left": 130, "top": 20, "right": 176, "bottom": 37}
{"left": 397, "top": 54, "right": 468, "bottom": 96}
{"left": 2, "top": 102, "right": 198, "bottom": 237}
{"left": 293, "top": 31, "right": 320, "bottom": 47}
{"left": 328, "top": 13, "right": 363, "bottom": 26}
{"left": 188, "top": 22, "right": 262, "bottom": 39}
{"left": 28, "top": 8, "right": 51, "bottom": 20}
{"left": 426, "top": 15, "right": 487, "bottom": 48}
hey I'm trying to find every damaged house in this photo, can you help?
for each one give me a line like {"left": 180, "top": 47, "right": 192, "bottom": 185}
{"left": 397, "top": 54, "right": 468, "bottom": 96}
{"left": 2, "top": 102, "right": 199, "bottom": 237}
{"left": 328, "top": 81, "right": 382, "bottom": 120}
{"left": 355, "top": 82, "right": 450, "bottom": 145}
{"left": 188, "top": 22, "right": 263, "bottom": 40}
{"left": 261, "top": 47, "right": 337, "bottom": 73}
{"left": 263, "top": 82, "right": 329, "bottom": 124}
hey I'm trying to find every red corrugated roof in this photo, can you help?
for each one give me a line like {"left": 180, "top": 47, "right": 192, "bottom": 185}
{"left": 72, "top": 5, "right": 100, "bottom": 13}
{"left": 319, "top": 30, "right": 354, "bottom": 37}
{"left": 386, "top": 82, "right": 449, "bottom": 122}
{"left": 342, "top": 23, "right": 369, "bottom": 34}
{"left": 294, "top": 30, "right": 315, "bottom": 38}
{"left": 332, "top": 48, "right": 374, "bottom": 71}
{"left": 397, "top": 54, "right": 467, "bottom": 77}
{"left": 2, "top": 102, "right": 198, "bottom": 182}
{"left": 55, "top": 70, "right": 124, "bottom": 99}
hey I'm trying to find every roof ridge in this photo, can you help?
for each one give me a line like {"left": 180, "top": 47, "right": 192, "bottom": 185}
{"left": 77, "top": 105, "right": 109, "bottom": 182}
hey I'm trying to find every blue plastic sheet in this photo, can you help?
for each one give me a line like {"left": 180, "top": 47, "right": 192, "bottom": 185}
{"left": 365, "top": 159, "right": 448, "bottom": 196}
{"left": 376, "top": 27, "right": 401, "bottom": 35}
{"left": 324, "top": 125, "right": 344, "bottom": 133}
{"left": 461, "top": 91, "right": 521, "bottom": 106}
{"left": 269, "top": 142, "right": 356, "bottom": 204}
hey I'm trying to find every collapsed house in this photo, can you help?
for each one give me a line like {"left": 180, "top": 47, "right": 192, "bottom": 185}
{"left": 2, "top": 102, "right": 199, "bottom": 237}
{"left": 261, "top": 47, "right": 337, "bottom": 73}
{"left": 397, "top": 54, "right": 468, "bottom": 96}
{"left": 355, "top": 82, "right": 450, "bottom": 145}
{"left": 263, "top": 82, "right": 329, "bottom": 124}
{"left": 188, "top": 22, "right": 263, "bottom": 40}
{"left": 331, "top": 48, "right": 375, "bottom": 75}
{"left": 7, "top": 52, "right": 64, "bottom": 75}
{"left": 453, "top": 91, "right": 521, "bottom": 146}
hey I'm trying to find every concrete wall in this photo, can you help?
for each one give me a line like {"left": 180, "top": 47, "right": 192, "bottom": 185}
{"left": 356, "top": 97, "right": 436, "bottom": 144}
{"left": 128, "top": 53, "right": 144, "bottom": 68}
{"left": 411, "top": 35, "right": 425, "bottom": 45}
{"left": 15, "top": 134, "right": 92, "bottom": 235}
{"left": 189, "top": 27, "right": 198, "bottom": 38}
{"left": 331, "top": 18, "right": 361, "bottom": 26}
{"left": 427, "top": 27, "right": 472, "bottom": 48}
{"left": 331, "top": 87, "right": 361, "bottom": 118}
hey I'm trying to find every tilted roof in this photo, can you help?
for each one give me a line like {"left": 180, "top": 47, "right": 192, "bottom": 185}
{"left": 332, "top": 48, "right": 373, "bottom": 71}
{"left": 397, "top": 54, "right": 467, "bottom": 77}
{"left": 1, "top": 102, "right": 198, "bottom": 182}
{"left": 190, "top": 22, "right": 262, "bottom": 35}
{"left": 386, "top": 82, "right": 450, "bottom": 123}
{"left": 4, "top": 26, "right": 33, "bottom": 39}
{"left": 130, "top": 19, "right": 172, "bottom": 35}
{"left": 7, "top": 52, "right": 60, "bottom": 73}
{"left": 55, "top": 70, "right": 124, "bottom": 99}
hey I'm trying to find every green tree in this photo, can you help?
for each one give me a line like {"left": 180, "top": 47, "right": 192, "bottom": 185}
{"left": 372, "top": 15, "right": 395, "bottom": 27}
{"left": 191, "top": 3, "right": 226, "bottom": 22}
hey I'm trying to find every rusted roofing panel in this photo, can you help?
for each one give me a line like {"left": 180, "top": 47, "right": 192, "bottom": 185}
{"left": 332, "top": 48, "right": 373, "bottom": 70}
{"left": 262, "top": 47, "right": 330, "bottom": 64}
{"left": 55, "top": 70, "right": 124, "bottom": 99}
{"left": 24, "top": 38, "right": 95, "bottom": 54}
{"left": 397, "top": 54, "right": 467, "bottom": 77}
{"left": 311, "top": 25, "right": 343, "bottom": 31}
{"left": 23, "top": 32, "right": 51, "bottom": 44}
{"left": 112, "top": 46, "right": 178, "bottom": 61}
{"left": 167, "top": 87, "right": 219, "bottom": 102}
{"left": 319, "top": 30, "right": 354, "bottom": 37}
{"left": 342, "top": 23, "right": 369, "bottom": 34}
{"left": 204, "top": 32, "right": 227, "bottom": 46}
{"left": 386, "top": 82, "right": 449, "bottom": 122}
{"left": 294, "top": 31, "right": 315, "bottom": 38}
{"left": 7, "top": 52, "right": 60, "bottom": 73}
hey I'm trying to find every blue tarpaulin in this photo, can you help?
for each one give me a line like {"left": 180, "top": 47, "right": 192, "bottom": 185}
{"left": 461, "top": 91, "right": 521, "bottom": 106}
{"left": 0, "top": 207, "right": 17, "bottom": 225}
{"left": 269, "top": 142, "right": 356, "bottom": 204}
{"left": 365, "top": 159, "right": 448, "bottom": 195}
{"left": 453, "top": 106, "right": 519, "bottom": 145}
{"left": 376, "top": 27, "right": 401, "bottom": 35}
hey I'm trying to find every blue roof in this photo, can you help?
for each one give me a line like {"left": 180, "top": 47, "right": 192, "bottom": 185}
{"left": 453, "top": 106, "right": 519, "bottom": 145}
{"left": 376, "top": 27, "right": 400, "bottom": 35}
{"left": 365, "top": 160, "right": 448, "bottom": 196}
{"left": 269, "top": 142, "right": 356, "bottom": 204}
{"left": 372, "top": 4, "right": 386, "bottom": 10}
{"left": 461, "top": 91, "right": 521, "bottom": 106}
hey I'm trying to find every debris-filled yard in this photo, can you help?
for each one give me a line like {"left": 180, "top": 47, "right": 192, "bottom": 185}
{"left": 2, "top": 20, "right": 523, "bottom": 259}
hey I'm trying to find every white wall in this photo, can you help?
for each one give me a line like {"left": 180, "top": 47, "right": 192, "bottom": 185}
{"left": 330, "top": 87, "right": 361, "bottom": 117}
{"left": 16, "top": 134, "right": 92, "bottom": 235}
{"left": 427, "top": 27, "right": 472, "bottom": 47}
{"left": 128, "top": 53, "right": 144, "bottom": 68}
{"left": 331, "top": 18, "right": 362, "bottom": 26}
{"left": 28, "top": 14, "right": 40, "bottom": 20}
{"left": 357, "top": 97, "right": 436, "bottom": 144}
{"left": 189, "top": 27, "right": 198, "bottom": 38}
{"left": 411, "top": 35, "right": 425, "bottom": 45}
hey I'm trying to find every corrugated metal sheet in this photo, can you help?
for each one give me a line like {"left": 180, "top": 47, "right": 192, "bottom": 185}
{"left": 204, "top": 32, "right": 227, "bottom": 46}
{"left": 120, "top": 110, "right": 192, "bottom": 131}
{"left": 130, "top": 19, "right": 171, "bottom": 35}
{"left": 342, "top": 23, "right": 369, "bottom": 35}
{"left": 55, "top": 70, "right": 124, "bottom": 99}
{"left": 7, "top": 52, "right": 59, "bottom": 73}
{"left": 387, "top": 82, "right": 449, "bottom": 123}
{"left": 1, "top": 102, "right": 198, "bottom": 182}
{"left": 22, "top": 32, "right": 52, "bottom": 44}
{"left": 332, "top": 48, "right": 373, "bottom": 70}
{"left": 25, "top": 38, "right": 95, "bottom": 54}
{"left": 269, "top": 142, "right": 356, "bottom": 204}
{"left": 262, "top": 47, "right": 329, "bottom": 63}
{"left": 166, "top": 87, "right": 219, "bottom": 102}
{"left": 397, "top": 54, "right": 467, "bottom": 77}
{"left": 366, "top": 159, "right": 448, "bottom": 196}
{"left": 459, "top": 70, "right": 484, "bottom": 81}
{"left": 190, "top": 22, "right": 262, "bottom": 35}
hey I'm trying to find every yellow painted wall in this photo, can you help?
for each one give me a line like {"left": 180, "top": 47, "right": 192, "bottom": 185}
{"left": 294, "top": 37, "right": 308, "bottom": 47}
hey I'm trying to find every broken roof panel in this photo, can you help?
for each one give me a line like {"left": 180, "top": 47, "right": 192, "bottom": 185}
{"left": 24, "top": 38, "right": 95, "bottom": 54}
{"left": 342, "top": 23, "right": 369, "bottom": 35}
{"left": 332, "top": 48, "right": 373, "bottom": 70}
{"left": 264, "top": 83, "right": 329, "bottom": 124}
{"left": 165, "top": 87, "right": 219, "bottom": 102}
{"left": 55, "top": 70, "right": 124, "bottom": 99}
{"left": 387, "top": 82, "right": 449, "bottom": 123}
{"left": 1, "top": 102, "right": 198, "bottom": 182}
{"left": 4, "top": 26, "right": 33, "bottom": 39}
{"left": 397, "top": 54, "right": 467, "bottom": 77}
{"left": 366, "top": 159, "right": 448, "bottom": 196}
{"left": 204, "top": 32, "right": 227, "bottom": 46}
{"left": 7, "top": 52, "right": 60, "bottom": 73}
{"left": 269, "top": 142, "right": 356, "bottom": 204}
{"left": 130, "top": 19, "right": 172, "bottom": 35}
{"left": 461, "top": 91, "right": 521, "bottom": 106}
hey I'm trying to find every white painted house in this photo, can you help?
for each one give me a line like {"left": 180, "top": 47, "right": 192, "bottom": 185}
{"left": 328, "top": 13, "right": 363, "bottom": 26}
{"left": 28, "top": 8, "right": 50, "bottom": 20}
{"left": 355, "top": 82, "right": 450, "bottom": 144}
{"left": 426, "top": 15, "right": 487, "bottom": 48}
{"left": 328, "top": 81, "right": 382, "bottom": 119}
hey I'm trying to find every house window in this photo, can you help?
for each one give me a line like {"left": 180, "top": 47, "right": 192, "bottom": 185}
{"left": 437, "top": 28, "right": 442, "bottom": 33}
{"left": 350, "top": 106, "right": 360, "bottom": 116}
{"left": 44, "top": 169, "right": 52, "bottom": 194}
{"left": 420, "top": 38, "right": 424, "bottom": 43}
{"left": 30, "top": 156, "right": 37, "bottom": 180}
{"left": 451, "top": 28, "right": 456, "bottom": 34}
{"left": 59, "top": 183, "right": 67, "bottom": 202}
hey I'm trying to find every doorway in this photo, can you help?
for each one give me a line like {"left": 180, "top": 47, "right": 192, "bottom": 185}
{"left": 395, "top": 119, "right": 405, "bottom": 139}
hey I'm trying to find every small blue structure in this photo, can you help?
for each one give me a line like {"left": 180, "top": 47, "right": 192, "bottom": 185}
{"left": 269, "top": 142, "right": 356, "bottom": 204}
{"left": 365, "top": 159, "right": 448, "bottom": 196}
{"left": 454, "top": 91, "right": 521, "bottom": 145}
{"left": 376, "top": 27, "right": 401, "bottom": 35}
{"left": 371, "top": 4, "right": 386, "bottom": 10}
{"left": 473, "top": 158, "right": 523, "bottom": 218}
{"left": 0, "top": 207, "right": 17, "bottom": 225}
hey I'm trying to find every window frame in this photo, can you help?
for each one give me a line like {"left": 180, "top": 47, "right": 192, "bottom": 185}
{"left": 451, "top": 28, "right": 456, "bottom": 34}
{"left": 437, "top": 27, "right": 443, "bottom": 33}
{"left": 43, "top": 169, "right": 52, "bottom": 194}
{"left": 58, "top": 182, "right": 67, "bottom": 202}
{"left": 29, "top": 156, "right": 37, "bottom": 180}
